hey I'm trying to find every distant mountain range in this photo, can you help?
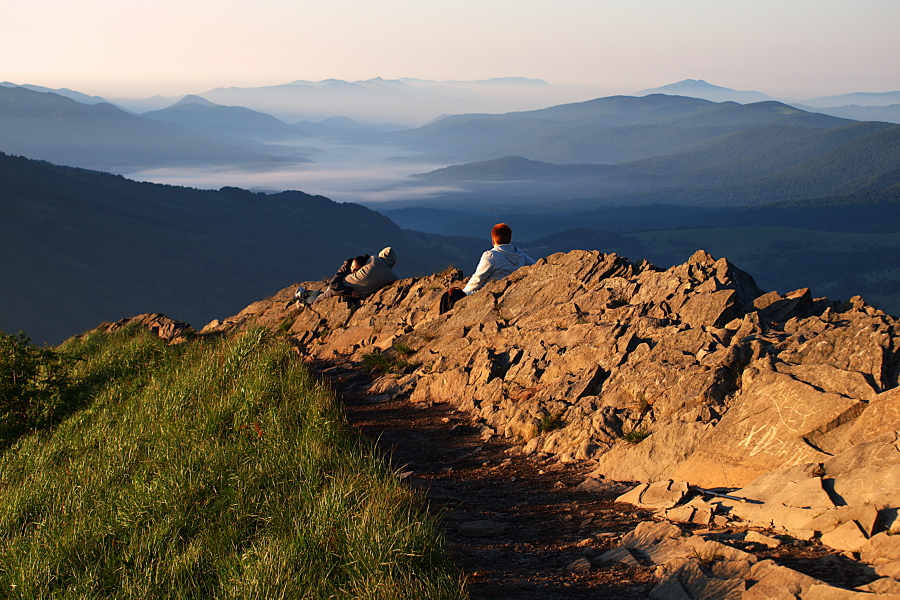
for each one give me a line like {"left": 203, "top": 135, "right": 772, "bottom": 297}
{"left": 6, "top": 77, "right": 898, "bottom": 129}
{"left": 130, "top": 77, "right": 602, "bottom": 127}
{"left": 407, "top": 115, "right": 900, "bottom": 209}
{"left": 792, "top": 103, "right": 900, "bottom": 125}
{"left": 142, "top": 79, "right": 900, "bottom": 127}
{"left": 140, "top": 95, "right": 313, "bottom": 142}
{"left": 633, "top": 79, "right": 900, "bottom": 124}
{"left": 0, "top": 81, "right": 109, "bottom": 105}
{"left": 4, "top": 83, "right": 899, "bottom": 209}
{"left": 0, "top": 86, "right": 304, "bottom": 171}
{"left": 0, "top": 86, "right": 417, "bottom": 173}
{"left": 142, "top": 95, "right": 407, "bottom": 140}
{"left": 4, "top": 77, "right": 900, "bottom": 342}
{"left": 395, "top": 94, "right": 854, "bottom": 166}
{"left": 799, "top": 91, "right": 900, "bottom": 108}
{"left": 100, "top": 77, "right": 568, "bottom": 117}
{"left": 635, "top": 79, "right": 776, "bottom": 104}
{"left": 400, "top": 94, "right": 853, "bottom": 169}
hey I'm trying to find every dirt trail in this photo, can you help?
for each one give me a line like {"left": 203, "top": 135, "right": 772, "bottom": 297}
{"left": 315, "top": 360, "right": 658, "bottom": 599}
{"left": 313, "top": 360, "right": 875, "bottom": 599}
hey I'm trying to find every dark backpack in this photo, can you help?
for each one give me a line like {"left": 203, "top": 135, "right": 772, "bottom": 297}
{"left": 439, "top": 287, "right": 467, "bottom": 315}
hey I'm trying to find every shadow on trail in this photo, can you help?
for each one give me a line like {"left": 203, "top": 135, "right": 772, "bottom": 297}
{"left": 310, "top": 357, "right": 657, "bottom": 600}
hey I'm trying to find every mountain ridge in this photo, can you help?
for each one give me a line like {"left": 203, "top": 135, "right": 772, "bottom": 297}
{"left": 0, "top": 86, "right": 294, "bottom": 170}
{"left": 396, "top": 96, "right": 856, "bottom": 168}
{"left": 634, "top": 78, "right": 775, "bottom": 104}
{"left": 192, "top": 77, "right": 602, "bottom": 126}
{"left": 409, "top": 119, "right": 900, "bottom": 207}
{"left": 140, "top": 94, "right": 309, "bottom": 142}
{"left": 801, "top": 90, "right": 900, "bottom": 108}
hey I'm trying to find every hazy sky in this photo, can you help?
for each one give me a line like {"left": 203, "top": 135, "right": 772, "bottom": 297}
{"left": 3, "top": 0, "right": 898, "bottom": 100}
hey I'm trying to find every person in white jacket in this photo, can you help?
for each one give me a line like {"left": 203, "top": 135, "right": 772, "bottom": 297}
{"left": 462, "top": 223, "right": 535, "bottom": 295}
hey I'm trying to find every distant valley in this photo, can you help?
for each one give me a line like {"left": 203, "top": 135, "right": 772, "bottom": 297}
{"left": 3, "top": 83, "right": 899, "bottom": 208}
{"left": 1, "top": 79, "right": 899, "bottom": 342}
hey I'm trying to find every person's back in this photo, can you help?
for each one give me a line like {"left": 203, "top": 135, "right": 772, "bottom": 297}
{"left": 343, "top": 246, "right": 399, "bottom": 297}
{"left": 462, "top": 223, "right": 534, "bottom": 295}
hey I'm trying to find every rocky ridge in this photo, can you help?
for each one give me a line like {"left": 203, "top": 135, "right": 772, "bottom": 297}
{"left": 118, "top": 248, "right": 900, "bottom": 597}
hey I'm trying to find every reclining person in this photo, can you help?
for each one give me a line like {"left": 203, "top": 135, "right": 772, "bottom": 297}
{"left": 295, "top": 254, "right": 368, "bottom": 306}
{"left": 315, "top": 247, "right": 399, "bottom": 303}
{"left": 462, "top": 223, "right": 534, "bottom": 295}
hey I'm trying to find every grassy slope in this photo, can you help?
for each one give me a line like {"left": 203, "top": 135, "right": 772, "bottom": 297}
{"left": 0, "top": 327, "right": 466, "bottom": 599}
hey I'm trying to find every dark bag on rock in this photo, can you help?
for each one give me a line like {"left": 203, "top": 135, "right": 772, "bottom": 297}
{"left": 439, "top": 287, "right": 467, "bottom": 315}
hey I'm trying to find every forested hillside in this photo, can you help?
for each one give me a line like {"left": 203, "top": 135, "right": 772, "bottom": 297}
{"left": 409, "top": 120, "right": 900, "bottom": 209}
{"left": 0, "top": 153, "right": 482, "bottom": 344}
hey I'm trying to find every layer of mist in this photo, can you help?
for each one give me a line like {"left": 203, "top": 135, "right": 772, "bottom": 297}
{"left": 122, "top": 137, "right": 465, "bottom": 202}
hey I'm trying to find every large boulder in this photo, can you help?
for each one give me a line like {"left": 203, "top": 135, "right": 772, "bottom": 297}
{"left": 672, "top": 358, "right": 866, "bottom": 488}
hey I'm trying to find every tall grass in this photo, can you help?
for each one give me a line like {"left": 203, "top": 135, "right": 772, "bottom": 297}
{"left": 0, "top": 326, "right": 466, "bottom": 599}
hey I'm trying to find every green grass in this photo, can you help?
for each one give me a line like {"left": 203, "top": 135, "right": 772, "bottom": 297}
{"left": 622, "top": 427, "right": 651, "bottom": 445}
{"left": 360, "top": 349, "right": 414, "bottom": 377}
{"left": 537, "top": 411, "right": 564, "bottom": 434}
{"left": 692, "top": 547, "right": 723, "bottom": 568}
{"left": 0, "top": 326, "right": 466, "bottom": 599}
{"left": 393, "top": 343, "right": 415, "bottom": 357}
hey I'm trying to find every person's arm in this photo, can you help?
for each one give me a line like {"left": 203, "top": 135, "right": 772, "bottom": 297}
{"left": 328, "top": 259, "right": 356, "bottom": 295}
{"left": 462, "top": 251, "right": 494, "bottom": 295}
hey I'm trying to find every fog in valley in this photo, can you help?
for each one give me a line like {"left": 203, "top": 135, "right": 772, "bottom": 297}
{"left": 122, "top": 137, "right": 462, "bottom": 204}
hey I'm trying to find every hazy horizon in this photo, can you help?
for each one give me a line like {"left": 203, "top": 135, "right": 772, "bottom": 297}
{"left": 3, "top": 1, "right": 897, "bottom": 101}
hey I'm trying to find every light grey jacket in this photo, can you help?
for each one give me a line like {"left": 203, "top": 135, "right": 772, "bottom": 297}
{"left": 463, "top": 244, "right": 535, "bottom": 295}
{"left": 343, "top": 247, "right": 399, "bottom": 296}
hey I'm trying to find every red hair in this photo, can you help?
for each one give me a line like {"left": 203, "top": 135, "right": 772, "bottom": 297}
{"left": 491, "top": 223, "right": 512, "bottom": 245}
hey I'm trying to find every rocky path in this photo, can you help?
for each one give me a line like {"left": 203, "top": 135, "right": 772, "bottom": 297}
{"left": 313, "top": 360, "right": 879, "bottom": 599}
{"left": 314, "top": 359, "right": 657, "bottom": 598}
